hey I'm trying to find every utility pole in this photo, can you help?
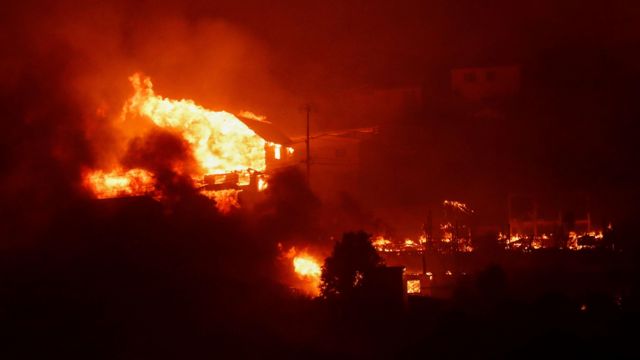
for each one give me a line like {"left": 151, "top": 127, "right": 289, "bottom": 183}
{"left": 533, "top": 198, "right": 538, "bottom": 240}
{"left": 586, "top": 195, "right": 591, "bottom": 233}
{"left": 422, "top": 210, "right": 432, "bottom": 275}
{"left": 305, "top": 104, "right": 311, "bottom": 184}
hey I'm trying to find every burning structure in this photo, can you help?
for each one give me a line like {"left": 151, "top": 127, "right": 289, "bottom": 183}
{"left": 372, "top": 200, "right": 475, "bottom": 255}
{"left": 80, "top": 73, "right": 327, "bottom": 296}
{"left": 84, "top": 73, "right": 295, "bottom": 212}
{"left": 502, "top": 193, "right": 611, "bottom": 251}
{"left": 369, "top": 196, "right": 616, "bottom": 298}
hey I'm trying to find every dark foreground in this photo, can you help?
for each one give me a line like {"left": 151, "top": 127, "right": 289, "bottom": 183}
{"left": 1, "top": 198, "right": 638, "bottom": 359}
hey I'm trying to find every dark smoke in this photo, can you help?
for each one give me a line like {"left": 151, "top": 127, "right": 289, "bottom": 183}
{"left": 122, "top": 129, "right": 198, "bottom": 198}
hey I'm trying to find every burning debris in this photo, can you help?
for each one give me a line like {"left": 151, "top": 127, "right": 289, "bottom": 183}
{"left": 443, "top": 200, "right": 473, "bottom": 214}
{"left": 200, "top": 189, "right": 242, "bottom": 214}
{"left": 372, "top": 200, "right": 474, "bottom": 254}
{"left": 499, "top": 230, "right": 606, "bottom": 251}
{"left": 84, "top": 73, "right": 294, "bottom": 212}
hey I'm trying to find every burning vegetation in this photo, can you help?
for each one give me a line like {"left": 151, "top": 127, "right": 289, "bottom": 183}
{"left": 281, "top": 245, "right": 323, "bottom": 296}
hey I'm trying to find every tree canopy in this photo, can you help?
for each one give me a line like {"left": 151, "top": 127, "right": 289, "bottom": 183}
{"left": 320, "top": 231, "right": 384, "bottom": 299}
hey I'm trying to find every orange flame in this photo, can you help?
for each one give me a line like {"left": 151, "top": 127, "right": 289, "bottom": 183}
{"left": 84, "top": 73, "right": 282, "bottom": 211}
{"left": 292, "top": 254, "right": 322, "bottom": 296}
{"left": 293, "top": 255, "right": 322, "bottom": 278}
{"left": 200, "top": 189, "right": 241, "bottom": 214}
{"left": 281, "top": 246, "right": 322, "bottom": 296}
{"left": 84, "top": 168, "right": 155, "bottom": 199}
{"left": 126, "top": 73, "right": 267, "bottom": 176}
{"left": 257, "top": 176, "right": 268, "bottom": 191}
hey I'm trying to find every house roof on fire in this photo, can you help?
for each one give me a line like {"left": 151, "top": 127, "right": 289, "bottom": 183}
{"left": 238, "top": 116, "right": 293, "bottom": 146}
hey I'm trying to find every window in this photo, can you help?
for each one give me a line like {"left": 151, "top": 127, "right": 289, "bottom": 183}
{"left": 274, "top": 144, "right": 281, "bottom": 160}
{"left": 463, "top": 72, "right": 477, "bottom": 83}
{"left": 407, "top": 279, "right": 421, "bottom": 294}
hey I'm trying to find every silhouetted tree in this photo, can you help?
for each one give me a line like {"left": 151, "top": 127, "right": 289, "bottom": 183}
{"left": 320, "top": 231, "right": 383, "bottom": 299}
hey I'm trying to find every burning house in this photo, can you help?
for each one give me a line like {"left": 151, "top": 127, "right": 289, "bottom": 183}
{"left": 84, "top": 73, "right": 295, "bottom": 212}
{"left": 502, "top": 193, "right": 610, "bottom": 251}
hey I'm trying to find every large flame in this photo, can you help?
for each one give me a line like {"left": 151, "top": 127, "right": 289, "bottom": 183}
{"left": 85, "top": 73, "right": 278, "bottom": 212}
{"left": 126, "top": 74, "right": 266, "bottom": 176}
{"left": 292, "top": 254, "right": 322, "bottom": 296}
{"left": 293, "top": 255, "right": 322, "bottom": 278}
{"left": 281, "top": 246, "right": 322, "bottom": 296}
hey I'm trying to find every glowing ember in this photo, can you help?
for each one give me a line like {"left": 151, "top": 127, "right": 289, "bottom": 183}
{"left": 443, "top": 200, "right": 473, "bottom": 214}
{"left": 500, "top": 231, "right": 604, "bottom": 251}
{"left": 407, "top": 279, "right": 421, "bottom": 294}
{"left": 84, "top": 168, "right": 155, "bottom": 198}
{"left": 531, "top": 237, "right": 543, "bottom": 250}
{"left": 403, "top": 238, "right": 422, "bottom": 250}
{"left": 440, "top": 222, "right": 454, "bottom": 243}
{"left": 372, "top": 235, "right": 393, "bottom": 252}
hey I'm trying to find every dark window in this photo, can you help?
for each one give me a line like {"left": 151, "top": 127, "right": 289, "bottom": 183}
{"left": 486, "top": 71, "right": 496, "bottom": 82}
{"left": 463, "top": 72, "right": 476, "bottom": 83}
{"left": 335, "top": 148, "right": 347, "bottom": 158}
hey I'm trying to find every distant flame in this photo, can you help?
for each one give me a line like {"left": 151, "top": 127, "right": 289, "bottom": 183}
{"left": 500, "top": 231, "right": 604, "bottom": 251}
{"left": 443, "top": 200, "right": 473, "bottom": 214}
